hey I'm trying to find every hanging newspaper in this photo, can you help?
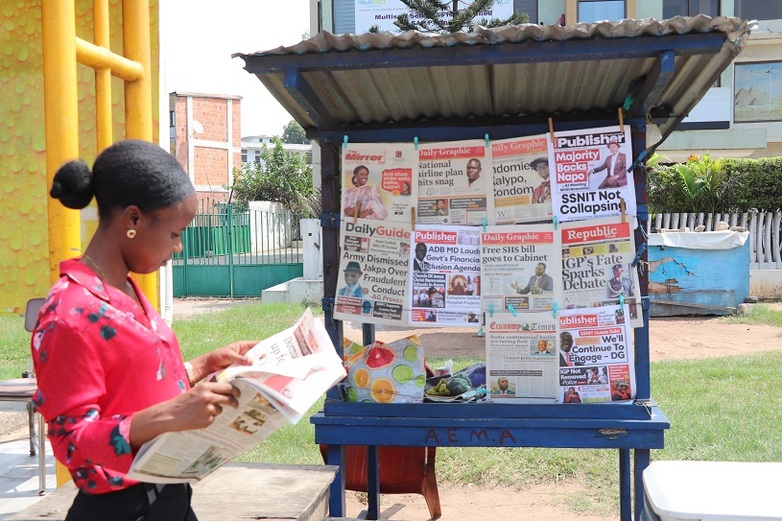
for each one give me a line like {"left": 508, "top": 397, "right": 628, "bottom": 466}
{"left": 548, "top": 125, "right": 636, "bottom": 224}
{"left": 560, "top": 216, "right": 643, "bottom": 327}
{"left": 557, "top": 304, "right": 635, "bottom": 404}
{"left": 480, "top": 224, "right": 559, "bottom": 313}
{"left": 334, "top": 217, "right": 412, "bottom": 326}
{"left": 416, "top": 139, "right": 493, "bottom": 226}
{"left": 485, "top": 311, "right": 559, "bottom": 402}
{"left": 491, "top": 134, "right": 553, "bottom": 224}
{"left": 341, "top": 142, "right": 416, "bottom": 223}
{"left": 409, "top": 225, "right": 481, "bottom": 327}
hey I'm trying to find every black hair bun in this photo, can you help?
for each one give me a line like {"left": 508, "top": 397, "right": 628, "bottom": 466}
{"left": 50, "top": 160, "right": 94, "bottom": 210}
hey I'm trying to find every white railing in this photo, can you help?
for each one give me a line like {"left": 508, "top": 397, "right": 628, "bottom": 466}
{"left": 649, "top": 212, "right": 782, "bottom": 269}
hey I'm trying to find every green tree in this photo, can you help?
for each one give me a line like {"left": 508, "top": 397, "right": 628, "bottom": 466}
{"left": 228, "top": 138, "right": 314, "bottom": 216}
{"left": 394, "top": 0, "right": 528, "bottom": 34}
{"left": 282, "top": 120, "right": 307, "bottom": 144}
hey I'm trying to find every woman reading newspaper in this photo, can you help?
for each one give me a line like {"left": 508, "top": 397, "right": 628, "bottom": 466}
{"left": 32, "top": 140, "right": 256, "bottom": 521}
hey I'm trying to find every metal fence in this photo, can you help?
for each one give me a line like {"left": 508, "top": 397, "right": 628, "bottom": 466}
{"left": 173, "top": 201, "right": 304, "bottom": 298}
{"left": 649, "top": 211, "right": 782, "bottom": 269}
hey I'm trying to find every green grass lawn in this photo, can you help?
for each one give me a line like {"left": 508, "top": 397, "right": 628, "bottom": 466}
{"left": 3, "top": 301, "right": 781, "bottom": 517}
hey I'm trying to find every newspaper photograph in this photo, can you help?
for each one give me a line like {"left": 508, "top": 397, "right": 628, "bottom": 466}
{"left": 480, "top": 224, "right": 559, "bottom": 313}
{"left": 409, "top": 225, "right": 481, "bottom": 327}
{"left": 491, "top": 134, "right": 553, "bottom": 224}
{"left": 342, "top": 142, "right": 416, "bottom": 223}
{"left": 126, "top": 308, "right": 346, "bottom": 483}
{"left": 334, "top": 217, "right": 412, "bottom": 326}
{"left": 416, "top": 139, "right": 493, "bottom": 225}
{"left": 559, "top": 216, "right": 642, "bottom": 327}
{"left": 548, "top": 125, "right": 637, "bottom": 224}
{"left": 485, "top": 311, "right": 559, "bottom": 401}
{"left": 557, "top": 304, "right": 635, "bottom": 404}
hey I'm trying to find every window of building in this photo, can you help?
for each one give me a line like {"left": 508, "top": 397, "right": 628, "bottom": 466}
{"left": 241, "top": 150, "right": 247, "bottom": 162}
{"left": 736, "top": 0, "right": 782, "bottom": 20}
{"left": 578, "top": 0, "right": 625, "bottom": 22}
{"left": 169, "top": 110, "right": 175, "bottom": 128}
{"left": 663, "top": 0, "right": 720, "bottom": 18}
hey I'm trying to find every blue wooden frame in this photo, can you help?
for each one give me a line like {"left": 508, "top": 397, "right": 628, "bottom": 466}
{"left": 312, "top": 119, "right": 669, "bottom": 521}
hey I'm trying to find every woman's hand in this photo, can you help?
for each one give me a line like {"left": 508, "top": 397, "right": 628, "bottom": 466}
{"left": 189, "top": 340, "right": 257, "bottom": 384}
{"left": 130, "top": 382, "right": 241, "bottom": 448}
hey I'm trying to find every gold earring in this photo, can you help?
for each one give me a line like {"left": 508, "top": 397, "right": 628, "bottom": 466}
{"left": 126, "top": 229, "right": 137, "bottom": 239}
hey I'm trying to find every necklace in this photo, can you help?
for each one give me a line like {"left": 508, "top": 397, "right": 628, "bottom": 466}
{"left": 82, "top": 253, "right": 111, "bottom": 284}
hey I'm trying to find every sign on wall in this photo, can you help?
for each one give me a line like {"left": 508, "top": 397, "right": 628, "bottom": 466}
{"left": 354, "top": 0, "right": 515, "bottom": 34}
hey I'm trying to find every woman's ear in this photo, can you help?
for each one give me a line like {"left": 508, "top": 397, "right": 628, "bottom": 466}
{"left": 123, "top": 205, "right": 142, "bottom": 229}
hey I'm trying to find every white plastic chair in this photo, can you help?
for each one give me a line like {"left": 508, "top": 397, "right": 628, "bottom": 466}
{"left": 0, "top": 298, "right": 46, "bottom": 495}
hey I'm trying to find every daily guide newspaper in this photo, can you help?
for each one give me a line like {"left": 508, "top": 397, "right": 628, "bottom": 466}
{"left": 125, "top": 308, "right": 346, "bottom": 484}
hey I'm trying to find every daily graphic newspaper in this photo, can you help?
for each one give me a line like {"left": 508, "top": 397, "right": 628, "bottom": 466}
{"left": 126, "top": 308, "right": 346, "bottom": 483}
{"left": 342, "top": 142, "right": 416, "bottom": 224}
{"left": 409, "top": 225, "right": 481, "bottom": 327}
{"left": 560, "top": 216, "right": 642, "bottom": 327}
{"left": 486, "top": 311, "right": 559, "bottom": 401}
{"left": 333, "top": 217, "right": 412, "bottom": 326}
{"left": 557, "top": 305, "right": 635, "bottom": 404}
{"left": 416, "top": 139, "right": 493, "bottom": 226}
{"left": 480, "top": 224, "right": 559, "bottom": 313}
{"left": 491, "top": 134, "right": 553, "bottom": 224}
{"left": 549, "top": 125, "right": 637, "bottom": 224}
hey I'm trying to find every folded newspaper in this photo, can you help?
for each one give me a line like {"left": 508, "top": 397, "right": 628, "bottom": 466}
{"left": 126, "top": 308, "right": 346, "bottom": 484}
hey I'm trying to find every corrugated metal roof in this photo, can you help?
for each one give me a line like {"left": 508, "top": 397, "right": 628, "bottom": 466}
{"left": 234, "top": 15, "right": 752, "bottom": 148}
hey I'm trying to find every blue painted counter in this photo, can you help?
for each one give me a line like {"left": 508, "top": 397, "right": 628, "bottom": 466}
{"left": 648, "top": 231, "right": 750, "bottom": 316}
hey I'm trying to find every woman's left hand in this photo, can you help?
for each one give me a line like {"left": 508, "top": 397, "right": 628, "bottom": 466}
{"left": 188, "top": 340, "right": 257, "bottom": 383}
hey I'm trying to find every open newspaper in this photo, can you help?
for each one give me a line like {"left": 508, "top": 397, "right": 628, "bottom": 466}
{"left": 126, "top": 308, "right": 346, "bottom": 484}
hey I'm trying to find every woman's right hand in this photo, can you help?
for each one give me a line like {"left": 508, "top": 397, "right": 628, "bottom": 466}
{"left": 129, "top": 382, "right": 240, "bottom": 449}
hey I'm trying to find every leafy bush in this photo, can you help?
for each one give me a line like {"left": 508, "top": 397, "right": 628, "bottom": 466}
{"left": 648, "top": 155, "right": 782, "bottom": 213}
{"left": 722, "top": 157, "right": 782, "bottom": 212}
{"left": 228, "top": 138, "right": 315, "bottom": 217}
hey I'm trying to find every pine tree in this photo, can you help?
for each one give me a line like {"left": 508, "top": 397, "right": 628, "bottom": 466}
{"left": 394, "top": 0, "right": 529, "bottom": 34}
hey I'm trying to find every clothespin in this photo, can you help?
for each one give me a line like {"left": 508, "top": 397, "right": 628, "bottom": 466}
{"left": 477, "top": 327, "right": 484, "bottom": 337}
{"left": 414, "top": 136, "right": 419, "bottom": 150}
{"left": 622, "top": 94, "right": 635, "bottom": 112}
{"left": 552, "top": 302, "right": 559, "bottom": 318}
{"left": 482, "top": 218, "right": 487, "bottom": 233}
{"left": 553, "top": 216, "right": 559, "bottom": 230}
{"left": 620, "top": 198, "right": 626, "bottom": 224}
{"left": 485, "top": 133, "right": 490, "bottom": 148}
{"left": 508, "top": 304, "right": 517, "bottom": 317}
{"left": 353, "top": 201, "right": 361, "bottom": 225}
{"left": 548, "top": 117, "right": 556, "bottom": 144}
{"left": 631, "top": 243, "right": 647, "bottom": 267}
{"left": 618, "top": 107, "right": 624, "bottom": 133}
{"left": 619, "top": 294, "right": 625, "bottom": 308}
{"left": 489, "top": 302, "right": 495, "bottom": 318}
{"left": 410, "top": 207, "right": 416, "bottom": 229}
{"left": 343, "top": 135, "right": 349, "bottom": 149}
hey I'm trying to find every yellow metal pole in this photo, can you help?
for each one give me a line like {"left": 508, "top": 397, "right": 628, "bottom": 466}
{"left": 41, "top": 0, "right": 81, "bottom": 487}
{"left": 94, "top": 0, "right": 113, "bottom": 152}
{"left": 123, "top": 0, "right": 159, "bottom": 310}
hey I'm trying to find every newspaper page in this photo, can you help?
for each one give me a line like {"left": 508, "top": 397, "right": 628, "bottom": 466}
{"left": 485, "top": 311, "right": 559, "bottom": 402}
{"left": 333, "top": 217, "right": 411, "bottom": 326}
{"left": 126, "top": 308, "right": 346, "bottom": 484}
{"left": 409, "top": 225, "right": 481, "bottom": 327}
{"left": 480, "top": 224, "right": 559, "bottom": 313}
{"left": 548, "top": 125, "right": 637, "bottom": 224}
{"left": 560, "top": 216, "right": 642, "bottom": 327}
{"left": 417, "top": 139, "right": 493, "bottom": 225}
{"left": 342, "top": 142, "right": 416, "bottom": 223}
{"left": 557, "top": 304, "right": 635, "bottom": 404}
{"left": 491, "top": 134, "right": 553, "bottom": 224}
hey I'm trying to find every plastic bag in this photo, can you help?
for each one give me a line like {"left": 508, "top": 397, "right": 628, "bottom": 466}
{"left": 342, "top": 335, "right": 426, "bottom": 403}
